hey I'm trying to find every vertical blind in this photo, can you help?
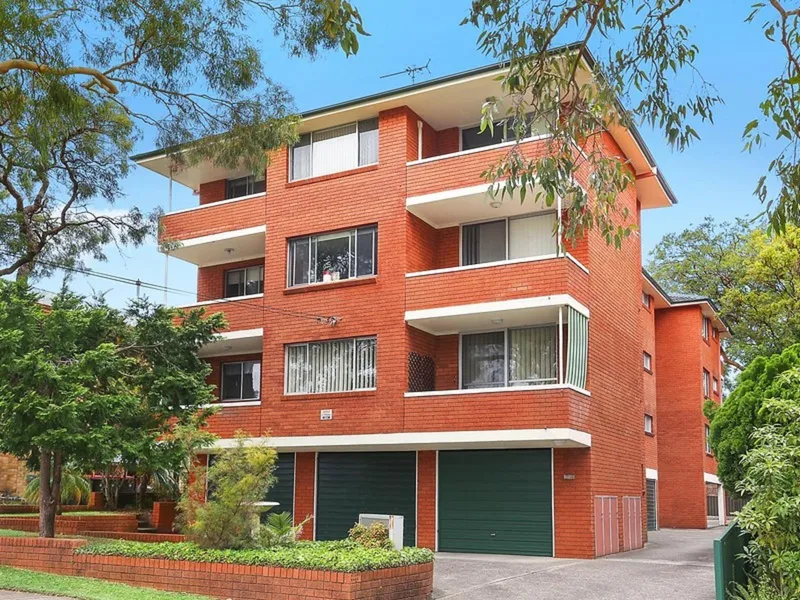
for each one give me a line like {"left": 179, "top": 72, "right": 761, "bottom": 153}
{"left": 461, "top": 326, "right": 558, "bottom": 389}
{"left": 462, "top": 213, "right": 558, "bottom": 267}
{"left": 290, "top": 118, "right": 378, "bottom": 181}
{"left": 286, "top": 337, "right": 376, "bottom": 394}
{"left": 564, "top": 307, "right": 588, "bottom": 389}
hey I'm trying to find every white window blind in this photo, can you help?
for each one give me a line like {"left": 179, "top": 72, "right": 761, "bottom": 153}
{"left": 290, "top": 118, "right": 378, "bottom": 181}
{"left": 508, "top": 213, "right": 558, "bottom": 259}
{"left": 286, "top": 337, "right": 376, "bottom": 394}
{"left": 508, "top": 326, "right": 558, "bottom": 385}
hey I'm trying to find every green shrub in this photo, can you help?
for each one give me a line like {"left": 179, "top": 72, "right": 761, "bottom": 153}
{"left": 255, "top": 511, "right": 308, "bottom": 548}
{"left": 348, "top": 522, "right": 393, "bottom": 550}
{"left": 76, "top": 539, "right": 434, "bottom": 572}
{"left": 178, "top": 435, "right": 277, "bottom": 549}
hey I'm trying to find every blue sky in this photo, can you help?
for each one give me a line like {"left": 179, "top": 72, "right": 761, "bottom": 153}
{"left": 35, "top": 0, "right": 784, "bottom": 307}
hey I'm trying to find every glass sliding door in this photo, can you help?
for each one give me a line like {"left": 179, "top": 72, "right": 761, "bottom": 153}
{"left": 461, "top": 212, "right": 558, "bottom": 267}
{"left": 461, "top": 331, "right": 505, "bottom": 389}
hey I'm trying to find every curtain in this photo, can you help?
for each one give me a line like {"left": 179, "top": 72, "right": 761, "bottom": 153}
{"left": 508, "top": 326, "right": 558, "bottom": 385}
{"left": 312, "top": 123, "right": 358, "bottom": 177}
{"left": 462, "top": 220, "right": 505, "bottom": 266}
{"left": 508, "top": 213, "right": 558, "bottom": 259}
{"left": 461, "top": 331, "right": 505, "bottom": 388}
{"left": 291, "top": 134, "right": 312, "bottom": 180}
{"left": 286, "top": 345, "right": 309, "bottom": 394}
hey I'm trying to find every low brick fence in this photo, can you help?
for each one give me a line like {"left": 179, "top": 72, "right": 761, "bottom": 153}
{"left": 0, "top": 537, "right": 434, "bottom": 600}
{"left": 0, "top": 504, "right": 86, "bottom": 514}
{"left": 82, "top": 531, "right": 185, "bottom": 543}
{"left": 0, "top": 513, "right": 137, "bottom": 534}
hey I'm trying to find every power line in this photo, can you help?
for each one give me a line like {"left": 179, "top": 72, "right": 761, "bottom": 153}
{"left": 0, "top": 250, "right": 339, "bottom": 325}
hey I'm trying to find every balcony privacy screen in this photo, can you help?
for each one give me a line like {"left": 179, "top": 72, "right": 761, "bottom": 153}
{"left": 286, "top": 337, "right": 376, "bottom": 394}
{"left": 565, "top": 306, "right": 588, "bottom": 389}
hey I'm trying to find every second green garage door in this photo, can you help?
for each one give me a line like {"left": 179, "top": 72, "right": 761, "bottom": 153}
{"left": 315, "top": 452, "right": 416, "bottom": 546}
{"left": 438, "top": 449, "right": 553, "bottom": 556}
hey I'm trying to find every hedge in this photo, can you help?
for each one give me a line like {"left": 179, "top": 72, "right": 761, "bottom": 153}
{"left": 77, "top": 540, "right": 434, "bottom": 573}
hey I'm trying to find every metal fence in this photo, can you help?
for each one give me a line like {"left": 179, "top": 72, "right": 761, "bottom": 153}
{"left": 714, "top": 522, "right": 750, "bottom": 600}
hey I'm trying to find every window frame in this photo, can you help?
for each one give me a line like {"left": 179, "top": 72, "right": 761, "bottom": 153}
{"left": 226, "top": 174, "right": 265, "bottom": 200}
{"left": 223, "top": 265, "right": 264, "bottom": 299}
{"left": 288, "top": 118, "right": 379, "bottom": 182}
{"left": 705, "top": 424, "right": 712, "bottom": 454}
{"left": 644, "top": 413, "right": 654, "bottom": 435}
{"left": 643, "top": 351, "right": 653, "bottom": 372}
{"left": 703, "top": 368, "right": 711, "bottom": 398}
{"left": 702, "top": 316, "right": 711, "bottom": 341}
{"left": 458, "top": 112, "right": 554, "bottom": 152}
{"left": 284, "top": 336, "right": 377, "bottom": 395}
{"left": 220, "top": 359, "right": 261, "bottom": 402}
{"left": 458, "top": 324, "right": 560, "bottom": 390}
{"left": 642, "top": 292, "right": 651, "bottom": 309}
{"left": 713, "top": 376, "right": 719, "bottom": 395}
{"left": 286, "top": 225, "right": 377, "bottom": 288}
{"left": 459, "top": 211, "right": 560, "bottom": 267}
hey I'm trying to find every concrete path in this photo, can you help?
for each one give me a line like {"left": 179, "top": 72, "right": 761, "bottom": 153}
{"left": 0, "top": 593, "right": 70, "bottom": 600}
{"left": 433, "top": 528, "right": 719, "bottom": 600}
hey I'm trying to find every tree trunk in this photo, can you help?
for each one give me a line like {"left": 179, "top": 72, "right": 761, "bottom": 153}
{"left": 135, "top": 473, "right": 150, "bottom": 510}
{"left": 52, "top": 452, "right": 63, "bottom": 516}
{"left": 38, "top": 449, "right": 56, "bottom": 538}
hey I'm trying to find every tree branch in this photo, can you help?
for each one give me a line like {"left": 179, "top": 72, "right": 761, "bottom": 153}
{"left": 0, "top": 60, "right": 119, "bottom": 94}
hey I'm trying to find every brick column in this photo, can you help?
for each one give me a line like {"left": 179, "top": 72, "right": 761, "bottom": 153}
{"left": 416, "top": 451, "right": 436, "bottom": 550}
{"left": 294, "top": 452, "right": 316, "bottom": 540}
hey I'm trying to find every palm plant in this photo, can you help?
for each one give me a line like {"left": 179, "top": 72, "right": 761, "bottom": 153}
{"left": 24, "top": 468, "right": 91, "bottom": 506}
{"left": 257, "top": 511, "right": 307, "bottom": 547}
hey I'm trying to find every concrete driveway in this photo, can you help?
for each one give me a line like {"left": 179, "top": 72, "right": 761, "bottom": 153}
{"left": 433, "top": 528, "right": 718, "bottom": 599}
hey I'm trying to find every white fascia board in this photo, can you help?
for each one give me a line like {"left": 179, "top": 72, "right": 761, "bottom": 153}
{"left": 170, "top": 225, "right": 266, "bottom": 248}
{"left": 216, "top": 328, "right": 264, "bottom": 341}
{"left": 704, "top": 472, "right": 721, "bottom": 485}
{"left": 206, "top": 428, "right": 592, "bottom": 453}
{"left": 645, "top": 468, "right": 658, "bottom": 480}
{"left": 405, "top": 294, "right": 590, "bottom": 323}
{"left": 179, "top": 293, "right": 263, "bottom": 309}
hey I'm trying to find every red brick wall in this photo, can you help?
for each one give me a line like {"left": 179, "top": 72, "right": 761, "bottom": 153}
{"left": 199, "top": 180, "right": 227, "bottom": 205}
{"left": 702, "top": 327, "right": 723, "bottom": 476}
{"left": 161, "top": 195, "right": 265, "bottom": 241}
{"left": 655, "top": 305, "right": 707, "bottom": 528}
{"left": 152, "top": 501, "right": 177, "bottom": 533}
{"left": 0, "top": 453, "right": 28, "bottom": 495}
{"left": 0, "top": 537, "right": 434, "bottom": 600}
{"left": 554, "top": 448, "right": 594, "bottom": 558}
{"left": 416, "top": 451, "right": 436, "bottom": 550}
{"left": 294, "top": 452, "right": 316, "bottom": 540}
{"left": 640, "top": 286, "right": 658, "bottom": 471}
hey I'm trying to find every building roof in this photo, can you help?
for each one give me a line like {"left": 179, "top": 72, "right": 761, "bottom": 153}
{"left": 129, "top": 43, "right": 677, "bottom": 207}
{"left": 642, "top": 269, "right": 729, "bottom": 336}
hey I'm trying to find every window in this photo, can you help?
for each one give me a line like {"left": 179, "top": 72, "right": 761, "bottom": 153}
{"left": 703, "top": 369, "right": 711, "bottom": 398}
{"left": 460, "top": 326, "right": 558, "bottom": 389}
{"left": 461, "top": 213, "right": 558, "bottom": 266}
{"left": 644, "top": 414, "right": 654, "bottom": 435}
{"left": 705, "top": 425, "right": 712, "bottom": 454}
{"left": 286, "top": 336, "right": 376, "bottom": 394}
{"left": 712, "top": 327, "right": 719, "bottom": 340}
{"left": 460, "top": 113, "right": 551, "bottom": 151}
{"left": 290, "top": 118, "right": 378, "bottom": 181}
{"left": 224, "top": 266, "right": 264, "bottom": 298}
{"left": 226, "top": 175, "right": 265, "bottom": 199}
{"left": 642, "top": 292, "right": 651, "bottom": 309}
{"left": 643, "top": 351, "right": 652, "bottom": 372}
{"left": 702, "top": 316, "right": 710, "bottom": 341}
{"left": 287, "top": 225, "right": 376, "bottom": 287}
{"left": 221, "top": 360, "right": 261, "bottom": 401}
{"left": 713, "top": 377, "right": 719, "bottom": 395}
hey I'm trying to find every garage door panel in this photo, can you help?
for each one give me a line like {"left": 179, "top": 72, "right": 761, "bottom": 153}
{"left": 438, "top": 449, "right": 553, "bottom": 556}
{"left": 316, "top": 452, "right": 416, "bottom": 546}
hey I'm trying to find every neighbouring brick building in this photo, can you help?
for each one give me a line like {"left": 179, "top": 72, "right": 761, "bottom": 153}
{"left": 133, "top": 47, "right": 729, "bottom": 558}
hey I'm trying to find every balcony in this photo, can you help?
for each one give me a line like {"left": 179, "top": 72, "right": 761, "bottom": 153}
{"left": 180, "top": 295, "right": 264, "bottom": 356}
{"left": 406, "top": 255, "right": 589, "bottom": 317}
{"left": 406, "top": 137, "right": 554, "bottom": 228}
{"left": 160, "top": 194, "right": 266, "bottom": 267}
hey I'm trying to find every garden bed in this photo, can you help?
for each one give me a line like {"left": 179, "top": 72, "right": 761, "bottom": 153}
{"left": 0, "top": 536, "right": 434, "bottom": 600}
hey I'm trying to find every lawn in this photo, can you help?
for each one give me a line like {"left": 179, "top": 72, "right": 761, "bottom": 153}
{"left": 0, "top": 528, "right": 35, "bottom": 537}
{"left": 0, "top": 565, "right": 214, "bottom": 600}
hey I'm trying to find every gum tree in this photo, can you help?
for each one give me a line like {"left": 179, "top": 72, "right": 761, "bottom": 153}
{"left": 0, "top": 0, "right": 366, "bottom": 279}
{"left": 0, "top": 282, "right": 224, "bottom": 536}
{"left": 465, "top": 1, "right": 800, "bottom": 245}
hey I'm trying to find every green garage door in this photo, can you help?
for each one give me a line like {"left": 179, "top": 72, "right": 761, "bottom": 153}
{"left": 438, "top": 449, "right": 553, "bottom": 556}
{"left": 316, "top": 452, "right": 416, "bottom": 546}
{"left": 264, "top": 453, "right": 295, "bottom": 519}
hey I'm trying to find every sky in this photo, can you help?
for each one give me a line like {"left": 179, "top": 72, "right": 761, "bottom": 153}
{"left": 33, "top": 0, "right": 786, "bottom": 308}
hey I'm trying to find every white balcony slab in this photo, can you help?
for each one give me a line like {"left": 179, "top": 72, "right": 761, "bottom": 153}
{"left": 163, "top": 225, "right": 265, "bottom": 267}
{"left": 198, "top": 327, "right": 264, "bottom": 358}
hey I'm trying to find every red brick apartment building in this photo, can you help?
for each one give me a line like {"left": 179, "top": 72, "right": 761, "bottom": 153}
{"left": 133, "top": 49, "right": 729, "bottom": 558}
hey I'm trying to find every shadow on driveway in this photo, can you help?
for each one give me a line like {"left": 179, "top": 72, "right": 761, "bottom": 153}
{"left": 433, "top": 528, "right": 720, "bottom": 600}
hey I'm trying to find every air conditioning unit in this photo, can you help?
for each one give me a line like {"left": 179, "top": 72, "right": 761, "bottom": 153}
{"left": 358, "top": 513, "right": 404, "bottom": 550}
